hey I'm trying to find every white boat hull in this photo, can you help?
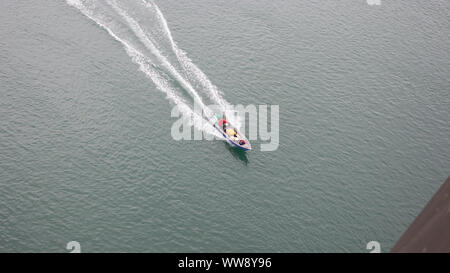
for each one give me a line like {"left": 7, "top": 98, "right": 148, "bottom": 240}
{"left": 214, "top": 122, "right": 251, "bottom": 151}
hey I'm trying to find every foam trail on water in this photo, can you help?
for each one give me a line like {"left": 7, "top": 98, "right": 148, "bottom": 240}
{"left": 141, "top": 0, "right": 241, "bottom": 128}
{"left": 106, "top": 0, "right": 215, "bottom": 120}
{"left": 144, "top": 0, "right": 230, "bottom": 110}
{"left": 66, "top": 0, "right": 220, "bottom": 137}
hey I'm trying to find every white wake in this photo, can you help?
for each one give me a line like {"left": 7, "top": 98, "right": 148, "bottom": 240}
{"left": 67, "top": 0, "right": 240, "bottom": 137}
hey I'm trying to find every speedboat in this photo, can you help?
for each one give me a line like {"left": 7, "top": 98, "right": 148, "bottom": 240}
{"left": 213, "top": 116, "right": 251, "bottom": 151}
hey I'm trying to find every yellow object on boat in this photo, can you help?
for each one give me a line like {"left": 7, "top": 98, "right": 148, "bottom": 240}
{"left": 226, "top": 129, "right": 236, "bottom": 136}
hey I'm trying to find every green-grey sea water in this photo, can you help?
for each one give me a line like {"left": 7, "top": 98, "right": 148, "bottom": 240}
{"left": 0, "top": 0, "right": 449, "bottom": 252}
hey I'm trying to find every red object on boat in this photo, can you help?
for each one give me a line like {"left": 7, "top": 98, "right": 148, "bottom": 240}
{"left": 218, "top": 118, "right": 227, "bottom": 126}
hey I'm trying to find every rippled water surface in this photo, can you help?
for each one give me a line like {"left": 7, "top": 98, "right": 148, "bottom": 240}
{"left": 0, "top": 0, "right": 449, "bottom": 252}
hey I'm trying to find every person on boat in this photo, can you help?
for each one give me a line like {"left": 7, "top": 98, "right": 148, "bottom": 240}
{"left": 226, "top": 128, "right": 236, "bottom": 137}
{"left": 218, "top": 118, "right": 227, "bottom": 130}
